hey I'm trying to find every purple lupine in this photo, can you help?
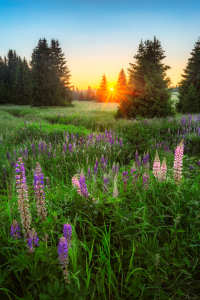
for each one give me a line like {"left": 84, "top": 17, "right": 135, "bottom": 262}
{"left": 112, "top": 162, "right": 115, "bottom": 174}
{"left": 116, "top": 163, "right": 119, "bottom": 175}
{"left": 63, "top": 223, "right": 72, "bottom": 247}
{"left": 69, "top": 144, "right": 73, "bottom": 152}
{"left": 103, "top": 175, "right": 109, "bottom": 193}
{"left": 10, "top": 220, "right": 21, "bottom": 239}
{"left": 94, "top": 160, "right": 98, "bottom": 174}
{"left": 122, "top": 171, "right": 129, "bottom": 191}
{"left": 15, "top": 157, "right": 31, "bottom": 241}
{"left": 34, "top": 162, "right": 47, "bottom": 222}
{"left": 48, "top": 151, "right": 51, "bottom": 159}
{"left": 27, "top": 228, "right": 39, "bottom": 253}
{"left": 58, "top": 237, "right": 69, "bottom": 283}
{"left": 79, "top": 174, "right": 90, "bottom": 197}
{"left": 198, "top": 160, "right": 200, "bottom": 167}
{"left": 63, "top": 143, "right": 66, "bottom": 153}
{"left": 143, "top": 171, "right": 149, "bottom": 191}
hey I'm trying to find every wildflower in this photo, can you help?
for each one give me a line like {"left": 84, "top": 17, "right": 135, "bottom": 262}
{"left": 153, "top": 150, "right": 161, "bottom": 179}
{"left": 79, "top": 172, "right": 90, "bottom": 198}
{"left": 58, "top": 236, "right": 69, "bottom": 283}
{"left": 122, "top": 171, "right": 129, "bottom": 191}
{"left": 174, "top": 139, "right": 184, "bottom": 185}
{"left": 63, "top": 143, "right": 66, "bottom": 153}
{"left": 87, "top": 167, "right": 92, "bottom": 178}
{"left": 34, "top": 162, "right": 47, "bottom": 222}
{"left": 10, "top": 220, "right": 21, "bottom": 239}
{"left": 103, "top": 174, "right": 109, "bottom": 193}
{"left": 159, "top": 157, "right": 167, "bottom": 182}
{"left": 63, "top": 223, "right": 72, "bottom": 247}
{"left": 113, "top": 175, "right": 118, "bottom": 198}
{"left": 15, "top": 157, "right": 31, "bottom": 241}
{"left": 27, "top": 228, "right": 39, "bottom": 253}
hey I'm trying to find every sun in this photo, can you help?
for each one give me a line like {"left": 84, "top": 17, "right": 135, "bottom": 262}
{"left": 110, "top": 88, "right": 113, "bottom": 91}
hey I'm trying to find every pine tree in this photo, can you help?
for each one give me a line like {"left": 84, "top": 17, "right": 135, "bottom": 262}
{"left": 85, "top": 86, "right": 92, "bottom": 101}
{"left": 176, "top": 37, "right": 200, "bottom": 113}
{"left": 78, "top": 90, "right": 84, "bottom": 101}
{"left": 96, "top": 74, "right": 109, "bottom": 102}
{"left": 116, "top": 69, "right": 127, "bottom": 92}
{"left": 50, "top": 39, "right": 73, "bottom": 104}
{"left": 13, "top": 58, "right": 31, "bottom": 105}
{"left": 116, "top": 37, "right": 175, "bottom": 119}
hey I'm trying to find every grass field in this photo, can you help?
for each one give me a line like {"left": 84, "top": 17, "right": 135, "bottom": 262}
{"left": 0, "top": 99, "right": 200, "bottom": 300}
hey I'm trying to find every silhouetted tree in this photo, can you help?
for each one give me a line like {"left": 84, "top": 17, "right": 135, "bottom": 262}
{"left": 96, "top": 74, "right": 109, "bottom": 102}
{"left": 78, "top": 90, "right": 84, "bottom": 101}
{"left": 176, "top": 37, "right": 200, "bottom": 113}
{"left": 116, "top": 37, "right": 175, "bottom": 119}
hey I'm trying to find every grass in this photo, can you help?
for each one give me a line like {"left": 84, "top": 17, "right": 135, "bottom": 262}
{"left": 0, "top": 99, "right": 200, "bottom": 300}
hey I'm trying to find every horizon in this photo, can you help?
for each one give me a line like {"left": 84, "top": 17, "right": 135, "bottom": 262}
{"left": 0, "top": 0, "right": 200, "bottom": 90}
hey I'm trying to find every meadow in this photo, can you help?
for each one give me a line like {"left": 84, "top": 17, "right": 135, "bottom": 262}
{"left": 0, "top": 97, "right": 200, "bottom": 300}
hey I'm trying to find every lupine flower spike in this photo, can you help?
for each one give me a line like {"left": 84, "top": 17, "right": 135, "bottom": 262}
{"left": 113, "top": 175, "right": 118, "bottom": 198}
{"left": 15, "top": 157, "right": 31, "bottom": 241}
{"left": 174, "top": 139, "right": 184, "bottom": 186}
{"left": 34, "top": 162, "right": 47, "bottom": 222}
{"left": 153, "top": 150, "right": 161, "bottom": 180}
{"left": 58, "top": 237, "right": 70, "bottom": 283}
{"left": 63, "top": 223, "right": 72, "bottom": 248}
{"left": 27, "top": 228, "right": 39, "bottom": 253}
{"left": 160, "top": 158, "right": 167, "bottom": 182}
{"left": 10, "top": 219, "right": 21, "bottom": 239}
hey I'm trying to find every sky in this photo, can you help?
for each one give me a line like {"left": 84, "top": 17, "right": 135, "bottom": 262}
{"left": 0, "top": 0, "right": 200, "bottom": 90}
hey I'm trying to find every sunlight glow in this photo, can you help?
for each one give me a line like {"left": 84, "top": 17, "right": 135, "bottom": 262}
{"left": 110, "top": 88, "right": 113, "bottom": 91}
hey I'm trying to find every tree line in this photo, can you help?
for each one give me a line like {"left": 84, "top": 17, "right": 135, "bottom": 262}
{"left": 0, "top": 36, "right": 200, "bottom": 118}
{"left": 0, "top": 38, "right": 73, "bottom": 106}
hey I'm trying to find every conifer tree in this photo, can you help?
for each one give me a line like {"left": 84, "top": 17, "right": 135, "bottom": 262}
{"left": 85, "top": 86, "right": 92, "bottom": 101}
{"left": 116, "top": 69, "right": 127, "bottom": 92}
{"left": 96, "top": 74, "right": 109, "bottom": 102}
{"left": 116, "top": 37, "right": 175, "bottom": 119}
{"left": 176, "top": 37, "right": 200, "bottom": 113}
{"left": 78, "top": 90, "right": 84, "bottom": 101}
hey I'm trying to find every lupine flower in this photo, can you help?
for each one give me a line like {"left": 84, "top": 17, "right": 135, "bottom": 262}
{"left": 113, "top": 175, "right": 118, "bottom": 198}
{"left": 79, "top": 172, "right": 90, "bottom": 198}
{"left": 69, "top": 144, "right": 73, "bottom": 152}
{"left": 189, "top": 165, "right": 194, "bottom": 171}
{"left": 112, "top": 162, "right": 115, "bottom": 174}
{"left": 122, "top": 171, "right": 129, "bottom": 191}
{"left": 142, "top": 171, "right": 149, "bottom": 191}
{"left": 72, "top": 175, "right": 82, "bottom": 196}
{"left": 116, "top": 163, "right": 119, "bottom": 175}
{"left": 34, "top": 162, "right": 47, "bottom": 222}
{"left": 198, "top": 160, "right": 200, "bottom": 167}
{"left": 58, "top": 237, "right": 69, "bottom": 283}
{"left": 63, "top": 223, "right": 72, "bottom": 247}
{"left": 15, "top": 157, "right": 31, "bottom": 241}
{"left": 10, "top": 219, "right": 21, "bottom": 239}
{"left": 63, "top": 143, "right": 66, "bottom": 153}
{"left": 153, "top": 150, "right": 161, "bottom": 179}
{"left": 159, "top": 157, "right": 167, "bottom": 182}
{"left": 27, "top": 228, "right": 39, "bottom": 253}
{"left": 174, "top": 139, "right": 184, "bottom": 186}
{"left": 103, "top": 174, "right": 109, "bottom": 193}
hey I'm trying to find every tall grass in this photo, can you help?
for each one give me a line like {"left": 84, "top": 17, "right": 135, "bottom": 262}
{"left": 0, "top": 103, "right": 200, "bottom": 300}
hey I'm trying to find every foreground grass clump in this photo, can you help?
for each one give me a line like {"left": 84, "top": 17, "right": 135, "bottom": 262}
{"left": 0, "top": 104, "right": 200, "bottom": 300}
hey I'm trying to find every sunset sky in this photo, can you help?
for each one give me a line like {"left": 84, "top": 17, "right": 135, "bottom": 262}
{"left": 0, "top": 0, "right": 200, "bottom": 90}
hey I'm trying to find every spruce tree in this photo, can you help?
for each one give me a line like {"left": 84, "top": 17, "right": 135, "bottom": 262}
{"left": 78, "top": 91, "right": 84, "bottom": 101}
{"left": 85, "top": 86, "right": 92, "bottom": 101}
{"left": 176, "top": 37, "right": 200, "bottom": 113}
{"left": 116, "top": 69, "right": 127, "bottom": 92}
{"left": 116, "top": 37, "right": 175, "bottom": 119}
{"left": 50, "top": 39, "right": 73, "bottom": 104}
{"left": 96, "top": 74, "right": 109, "bottom": 102}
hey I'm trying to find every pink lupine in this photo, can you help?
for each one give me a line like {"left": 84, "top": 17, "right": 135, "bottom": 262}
{"left": 159, "top": 158, "right": 167, "bottom": 182}
{"left": 153, "top": 150, "right": 161, "bottom": 179}
{"left": 174, "top": 139, "right": 184, "bottom": 185}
